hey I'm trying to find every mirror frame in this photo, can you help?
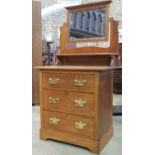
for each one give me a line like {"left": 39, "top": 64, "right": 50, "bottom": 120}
{"left": 65, "top": 1, "right": 111, "bottom": 43}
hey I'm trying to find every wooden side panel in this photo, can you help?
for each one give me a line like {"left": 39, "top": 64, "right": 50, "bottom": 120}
{"left": 109, "top": 17, "right": 119, "bottom": 53}
{"left": 60, "top": 23, "right": 68, "bottom": 54}
{"left": 32, "top": 1, "right": 42, "bottom": 104}
{"left": 98, "top": 70, "right": 113, "bottom": 138}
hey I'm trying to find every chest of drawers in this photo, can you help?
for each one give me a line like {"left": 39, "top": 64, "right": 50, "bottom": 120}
{"left": 38, "top": 66, "right": 113, "bottom": 153}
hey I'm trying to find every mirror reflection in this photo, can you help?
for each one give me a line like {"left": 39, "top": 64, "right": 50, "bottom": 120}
{"left": 69, "top": 8, "right": 106, "bottom": 40}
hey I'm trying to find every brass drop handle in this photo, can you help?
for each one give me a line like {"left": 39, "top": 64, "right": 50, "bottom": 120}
{"left": 74, "top": 99, "right": 86, "bottom": 107}
{"left": 74, "top": 79, "right": 86, "bottom": 87}
{"left": 75, "top": 121, "right": 87, "bottom": 130}
{"left": 49, "top": 96, "right": 59, "bottom": 104}
{"left": 48, "top": 77, "right": 59, "bottom": 85}
{"left": 50, "top": 117, "right": 60, "bottom": 125}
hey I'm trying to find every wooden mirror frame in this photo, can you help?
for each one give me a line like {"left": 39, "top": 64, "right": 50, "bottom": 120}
{"left": 60, "top": 17, "right": 119, "bottom": 55}
{"left": 65, "top": 0, "right": 111, "bottom": 43}
{"left": 57, "top": 0, "right": 119, "bottom": 60}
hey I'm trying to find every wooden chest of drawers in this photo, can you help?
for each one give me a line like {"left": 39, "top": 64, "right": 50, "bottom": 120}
{"left": 38, "top": 66, "right": 113, "bottom": 153}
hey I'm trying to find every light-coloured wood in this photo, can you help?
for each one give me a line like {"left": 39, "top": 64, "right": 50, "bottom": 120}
{"left": 60, "top": 23, "right": 68, "bottom": 54}
{"left": 43, "top": 110, "right": 95, "bottom": 139}
{"left": 34, "top": 65, "right": 120, "bottom": 71}
{"left": 40, "top": 125, "right": 113, "bottom": 154}
{"left": 56, "top": 52, "right": 118, "bottom": 56}
{"left": 36, "top": 1, "right": 117, "bottom": 153}
{"left": 40, "top": 128, "right": 99, "bottom": 153}
{"left": 37, "top": 68, "right": 114, "bottom": 153}
{"left": 42, "top": 72, "right": 95, "bottom": 93}
{"left": 65, "top": 0, "right": 111, "bottom": 11}
{"left": 56, "top": 52, "right": 118, "bottom": 66}
{"left": 60, "top": 18, "right": 119, "bottom": 53}
{"left": 42, "top": 89, "right": 95, "bottom": 117}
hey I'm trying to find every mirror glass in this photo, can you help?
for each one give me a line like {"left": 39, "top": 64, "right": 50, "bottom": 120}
{"left": 69, "top": 8, "right": 106, "bottom": 40}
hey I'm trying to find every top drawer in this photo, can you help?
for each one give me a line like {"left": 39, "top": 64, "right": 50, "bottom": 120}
{"left": 42, "top": 72, "right": 95, "bottom": 93}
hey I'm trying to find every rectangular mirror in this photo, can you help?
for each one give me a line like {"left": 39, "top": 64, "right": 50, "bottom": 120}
{"left": 69, "top": 8, "right": 106, "bottom": 40}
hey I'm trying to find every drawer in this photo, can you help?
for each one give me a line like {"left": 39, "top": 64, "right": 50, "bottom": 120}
{"left": 43, "top": 110, "right": 95, "bottom": 139}
{"left": 42, "top": 90, "right": 95, "bottom": 117}
{"left": 42, "top": 72, "right": 95, "bottom": 93}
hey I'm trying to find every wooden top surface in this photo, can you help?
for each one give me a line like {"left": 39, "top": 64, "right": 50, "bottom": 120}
{"left": 34, "top": 65, "right": 121, "bottom": 71}
{"left": 65, "top": 0, "right": 112, "bottom": 10}
{"left": 56, "top": 53, "right": 118, "bottom": 57}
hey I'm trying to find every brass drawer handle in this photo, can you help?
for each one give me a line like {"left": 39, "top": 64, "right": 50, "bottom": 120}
{"left": 50, "top": 117, "right": 60, "bottom": 125}
{"left": 74, "top": 79, "right": 86, "bottom": 87}
{"left": 75, "top": 99, "right": 86, "bottom": 107}
{"left": 75, "top": 121, "right": 87, "bottom": 130}
{"left": 49, "top": 96, "right": 59, "bottom": 104}
{"left": 48, "top": 77, "right": 59, "bottom": 85}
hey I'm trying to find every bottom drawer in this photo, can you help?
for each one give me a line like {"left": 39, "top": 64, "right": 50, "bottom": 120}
{"left": 43, "top": 110, "right": 95, "bottom": 139}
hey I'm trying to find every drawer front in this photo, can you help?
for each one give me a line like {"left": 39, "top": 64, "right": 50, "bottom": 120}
{"left": 43, "top": 111, "right": 95, "bottom": 139}
{"left": 42, "top": 90, "right": 95, "bottom": 117}
{"left": 42, "top": 72, "right": 95, "bottom": 93}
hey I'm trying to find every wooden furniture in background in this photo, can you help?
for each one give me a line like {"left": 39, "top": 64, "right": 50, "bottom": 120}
{"left": 32, "top": 0, "right": 42, "bottom": 105}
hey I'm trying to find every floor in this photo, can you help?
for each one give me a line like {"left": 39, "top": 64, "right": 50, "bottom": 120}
{"left": 32, "top": 95, "right": 122, "bottom": 155}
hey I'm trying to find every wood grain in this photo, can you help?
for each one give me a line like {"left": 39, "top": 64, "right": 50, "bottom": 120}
{"left": 57, "top": 54, "right": 113, "bottom": 66}
{"left": 42, "top": 89, "right": 95, "bottom": 116}
{"left": 34, "top": 65, "right": 120, "bottom": 71}
{"left": 42, "top": 72, "right": 95, "bottom": 93}
{"left": 40, "top": 128, "right": 99, "bottom": 153}
{"left": 43, "top": 110, "right": 95, "bottom": 139}
{"left": 38, "top": 69, "right": 114, "bottom": 153}
{"left": 36, "top": 1, "right": 116, "bottom": 153}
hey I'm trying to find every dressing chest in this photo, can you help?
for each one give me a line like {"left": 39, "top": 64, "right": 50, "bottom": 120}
{"left": 37, "top": 66, "right": 114, "bottom": 153}
{"left": 35, "top": 1, "right": 121, "bottom": 153}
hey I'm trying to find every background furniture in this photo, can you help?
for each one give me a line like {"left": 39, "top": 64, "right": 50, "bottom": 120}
{"left": 32, "top": 0, "right": 42, "bottom": 105}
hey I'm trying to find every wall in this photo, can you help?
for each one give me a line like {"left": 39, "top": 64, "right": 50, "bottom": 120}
{"left": 41, "top": 0, "right": 57, "bottom": 9}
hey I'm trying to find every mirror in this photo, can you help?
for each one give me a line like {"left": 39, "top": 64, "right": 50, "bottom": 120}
{"left": 69, "top": 8, "right": 106, "bottom": 40}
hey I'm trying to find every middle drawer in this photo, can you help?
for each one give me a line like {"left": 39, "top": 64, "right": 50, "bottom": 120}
{"left": 42, "top": 89, "right": 95, "bottom": 117}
